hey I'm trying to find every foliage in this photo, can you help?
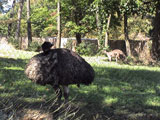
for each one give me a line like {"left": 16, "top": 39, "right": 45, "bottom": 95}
{"left": 103, "top": 45, "right": 110, "bottom": 51}
{"left": 0, "top": 15, "right": 9, "bottom": 36}
{"left": 0, "top": 23, "right": 8, "bottom": 36}
{"left": 31, "top": 6, "right": 57, "bottom": 37}
{"left": 0, "top": 0, "right": 160, "bottom": 59}
{"left": 20, "top": 19, "right": 27, "bottom": 36}
{"left": 0, "top": 0, "right": 156, "bottom": 39}
{"left": 7, "top": 36, "right": 19, "bottom": 48}
{"left": 63, "top": 39, "right": 73, "bottom": 50}
{"left": 65, "top": 21, "right": 88, "bottom": 36}
{"left": 76, "top": 41, "right": 97, "bottom": 56}
{"left": 88, "top": 0, "right": 133, "bottom": 48}
{"left": 61, "top": 0, "right": 96, "bottom": 37}
{"left": 27, "top": 41, "right": 41, "bottom": 51}
{"left": 128, "top": 15, "right": 153, "bottom": 36}
{"left": 120, "top": 0, "right": 142, "bottom": 15}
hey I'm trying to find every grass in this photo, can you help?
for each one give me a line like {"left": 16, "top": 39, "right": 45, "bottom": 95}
{"left": 0, "top": 46, "right": 160, "bottom": 119}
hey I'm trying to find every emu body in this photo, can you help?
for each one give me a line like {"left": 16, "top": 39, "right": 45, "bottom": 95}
{"left": 25, "top": 48, "right": 95, "bottom": 100}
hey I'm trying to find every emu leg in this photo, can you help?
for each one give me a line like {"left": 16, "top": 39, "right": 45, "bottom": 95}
{"left": 63, "top": 85, "right": 69, "bottom": 101}
{"left": 53, "top": 85, "right": 62, "bottom": 101}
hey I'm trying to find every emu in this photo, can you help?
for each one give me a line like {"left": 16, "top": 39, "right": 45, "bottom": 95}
{"left": 25, "top": 42, "right": 95, "bottom": 101}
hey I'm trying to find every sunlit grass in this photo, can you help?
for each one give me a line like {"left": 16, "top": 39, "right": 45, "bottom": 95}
{"left": 146, "top": 97, "right": 160, "bottom": 107}
{"left": 4, "top": 66, "right": 24, "bottom": 70}
{"left": 103, "top": 96, "right": 118, "bottom": 105}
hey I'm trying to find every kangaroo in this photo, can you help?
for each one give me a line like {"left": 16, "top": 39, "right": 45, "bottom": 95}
{"left": 103, "top": 49, "right": 126, "bottom": 62}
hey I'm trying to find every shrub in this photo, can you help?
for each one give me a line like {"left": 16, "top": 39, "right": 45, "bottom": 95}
{"left": 64, "top": 39, "right": 73, "bottom": 50}
{"left": 8, "top": 37, "right": 19, "bottom": 49}
{"left": 76, "top": 41, "right": 97, "bottom": 56}
{"left": 27, "top": 41, "right": 41, "bottom": 52}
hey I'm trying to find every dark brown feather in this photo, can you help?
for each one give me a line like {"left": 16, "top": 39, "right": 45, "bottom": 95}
{"left": 25, "top": 48, "right": 95, "bottom": 87}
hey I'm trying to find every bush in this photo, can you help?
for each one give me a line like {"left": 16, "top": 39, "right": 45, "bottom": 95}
{"left": 76, "top": 41, "right": 97, "bottom": 56}
{"left": 8, "top": 37, "right": 19, "bottom": 49}
{"left": 27, "top": 41, "right": 41, "bottom": 52}
{"left": 64, "top": 39, "right": 73, "bottom": 50}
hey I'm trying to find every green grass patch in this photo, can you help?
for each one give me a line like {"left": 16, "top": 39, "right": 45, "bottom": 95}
{"left": 0, "top": 51, "right": 160, "bottom": 119}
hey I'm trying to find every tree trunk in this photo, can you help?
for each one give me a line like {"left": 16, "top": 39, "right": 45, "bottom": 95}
{"left": 124, "top": 13, "right": 131, "bottom": 56}
{"left": 8, "top": 0, "right": 16, "bottom": 37}
{"left": 76, "top": 33, "right": 81, "bottom": 45}
{"left": 105, "top": 14, "right": 111, "bottom": 48}
{"left": 27, "top": 0, "right": 32, "bottom": 47}
{"left": 96, "top": 5, "right": 102, "bottom": 48}
{"left": 74, "top": 7, "right": 82, "bottom": 45}
{"left": 152, "top": 1, "right": 160, "bottom": 60}
{"left": 15, "top": 0, "right": 24, "bottom": 48}
{"left": 56, "top": 0, "right": 61, "bottom": 48}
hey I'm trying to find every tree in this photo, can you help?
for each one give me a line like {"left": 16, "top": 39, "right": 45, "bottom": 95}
{"left": 123, "top": 12, "right": 131, "bottom": 56}
{"left": 27, "top": 0, "right": 32, "bottom": 46}
{"left": 120, "top": 0, "right": 131, "bottom": 56}
{"left": 150, "top": 1, "right": 160, "bottom": 59}
{"left": 62, "top": 0, "right": 95, "bottom": 45}
{"left": 30, "top": 1, "right": 57, "bottom": 37}
{"left": 15, "top": 0, "right": 24, "bottom": 45}
{"left": 120, "top": 0, "right": 142, "bottom": 56}
{"left": 138, "top": 0, "right": 160, "bottom": 59}
{"left": 95, "top": 0, "right": 103, "bottom": 48}
{"left": 104, "top": 14, "right": 111, "bottom": 47}
{"left": 8, "top": 0, "right": 16, "bottom": 36}
{"left": 92, "top": 0, "right": 120, "bottom": 48}
{"left": 56, "top": 0, "right": 61, "bottom": 48}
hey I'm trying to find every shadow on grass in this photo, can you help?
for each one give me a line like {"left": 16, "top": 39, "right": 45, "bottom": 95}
{"left": 70, "top": 66, "right": 160, "bottom": 120}
{"left": 0, "top": 57, "right": 81, "bottom": 119}
{"left": 0, "top": 57, "right": 160, "bottom": 120}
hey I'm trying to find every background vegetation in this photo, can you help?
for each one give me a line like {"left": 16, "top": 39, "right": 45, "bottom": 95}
{"left": 0, "top": 0, "right": 159, "bottom": 59}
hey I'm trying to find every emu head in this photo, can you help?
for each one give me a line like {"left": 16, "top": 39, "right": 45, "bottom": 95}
{"left": 42, "top": 41, "right": 53, "bottom": 54}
